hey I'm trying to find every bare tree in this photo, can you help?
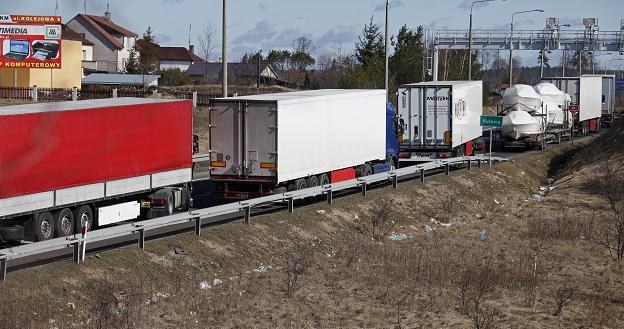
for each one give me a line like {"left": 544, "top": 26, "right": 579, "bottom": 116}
{"left": 197, "top": 24, "right": 216, "bottom": 83}
{"left": 283, "top": 242, "right": 314, "bottom": 298}
{"left": 369, "top": 198, "right": 395, "bottom": 241}
{"left": 551, "top": 282, "right": 577, "bottom": 317}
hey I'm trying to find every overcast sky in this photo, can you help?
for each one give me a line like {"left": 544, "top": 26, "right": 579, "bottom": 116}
{"left": 7, "top": 0, "right": 624, "bottom": 68}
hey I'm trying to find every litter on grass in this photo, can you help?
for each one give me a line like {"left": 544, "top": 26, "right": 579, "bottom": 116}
{"left": 389, "top": 233, "right": 407, "bottom": 241}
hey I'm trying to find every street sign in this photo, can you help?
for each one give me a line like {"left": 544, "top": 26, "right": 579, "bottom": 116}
{"left": 480, "top": 115, "right": 503, "bottom": 128}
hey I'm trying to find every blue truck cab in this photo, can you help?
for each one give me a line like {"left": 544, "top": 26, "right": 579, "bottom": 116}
{"left": 372, "top": 102, "right": 400, "bottom": 174}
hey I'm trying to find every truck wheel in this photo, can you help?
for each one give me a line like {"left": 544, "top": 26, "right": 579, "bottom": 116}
{"left": 319, "top": 173, "right": 330, "bottom": 186}
{"left": 295, "top": 178, "right": 307, "bottom": 190}
{"left": 306, "top": 175, "right": 319, "bottom": 188}
{"left": 54, "top": 208, "right": 74, "bottom": 237}
{"left": 73, "top": 205, "right": 94, "bottom": 233}
{"left": 0, "top": 225, "right": 24, "bottom": 242}
{"left": 453, "top": 145, "right": 465, "bottom": 158}
{"left": 34, "top": 212, "right": 54, "bottom": 241}
{"left": 359, "top": 164, "right": 372, "bottom": 177}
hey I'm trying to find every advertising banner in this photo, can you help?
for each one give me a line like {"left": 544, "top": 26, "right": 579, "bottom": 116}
{"left": 0, "top": 15, "right": 62, "bottom": 69}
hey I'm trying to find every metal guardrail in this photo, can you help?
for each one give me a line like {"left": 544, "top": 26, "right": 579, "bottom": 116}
{"left": 0, "top": 155, "right": 507, "bottom": 281}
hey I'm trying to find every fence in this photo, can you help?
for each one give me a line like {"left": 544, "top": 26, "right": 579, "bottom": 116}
{"left": 0, "top": 86, "right": 244, "bottom": 106}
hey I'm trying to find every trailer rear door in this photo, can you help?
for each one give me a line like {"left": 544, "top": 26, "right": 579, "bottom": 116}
{"left": 422, "top": 86, "right": 452, "bottom": 146}
{"left": 209, "top": 101, "right": 277, "bottom": 180}
{"left": 209, "top": 101, "right": 242, "bottom": 177}
{"left": 243, "top": 102, "right": 278, "bottom": 178}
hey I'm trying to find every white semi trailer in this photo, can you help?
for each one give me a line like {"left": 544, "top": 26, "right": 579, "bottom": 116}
{"left": 207, "top": 89, "right": 399, "bottom": 199}
{"left": 582, "top": 74, "right": 616, "bottom": 127}
{"left": 541, "top": 76, "right": 603, "bottom": 135}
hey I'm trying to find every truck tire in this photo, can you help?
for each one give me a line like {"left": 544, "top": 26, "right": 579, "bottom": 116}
{"left": 54, "top": 208, "right": 75, "bottom": 237}
{"left": 0, "top": 225, "right": 24, "bottom": 242}
{"left": 34, "top": 211, "right": 54, "bottom": 241}
{"left": 319, "top": 173, "right": 330, "bottom": 186}
{"left": 359, "top": 164, "right": 372, "bottom": 177}
{"left": 306, "top": 175, "right": 319, "bottom": 188}
{"left": 582, "top": 121, "right": 589, "bottom": 136}
{"left": 295, "top": 178, "right": 307, "bottom": 190}
{"left": 73, "top": 205, "right": 94, "bottom": 233}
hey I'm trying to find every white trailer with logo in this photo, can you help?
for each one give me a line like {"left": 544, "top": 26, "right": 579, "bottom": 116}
{"left": 397, "top": 81, "right": 483, "bottom": 160}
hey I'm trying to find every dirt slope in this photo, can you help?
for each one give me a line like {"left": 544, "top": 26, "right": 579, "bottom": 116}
{"left": 1, "top": 124, "right": 623, "bottom": 328}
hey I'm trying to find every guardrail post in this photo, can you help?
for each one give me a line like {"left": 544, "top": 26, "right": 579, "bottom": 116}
{"left": 420, "top": 169, "right": 425, "bottom": 182}
{"left": 72, "top": 86, "right": 78, "bottom": 101}
{"left": 467, "top": 160, "right": 472, "bottom": 171}
{"left": 243, "top": 205, "right": 251, "bottom": 224}
{"left": 135, "top": 227, "right": 145, "bottom": 250}
{"left": 361, "top": 182, "right": 367, "bottom": 196}
{"left": 192, "top": 91, "right": 198, "bottom": 108}
{"left": 392, "top": 174, "right": 398, "bottom": 189}
{"left": 326, "top": 188, "right": 333, "bottom": 205}
{"left": 477, "top": 159, "right": 482, "bottom": 168}
{"left": 194, "top": 216, "right": 202, "bottom": 236}
{"left": 0, "top": 256, "right": 7, "bottom": 282}
{"left": 31, "top": 85, "right": 37, "bottom": 102}
{"left": 288, "top": 197, "right": 294, "bottom": 213}
{"left": 112, "top": 88, "right": 118, "bottom": 98}
{"left": 444, "top": 163, "right": 450, "bottom": 176}
{"left": 72, "top": 240, "right": 80, "bottom": 264}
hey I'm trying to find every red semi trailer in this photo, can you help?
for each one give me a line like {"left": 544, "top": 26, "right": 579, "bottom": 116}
{"left": 0, "top": 98, "right": 194, "bottom": 242}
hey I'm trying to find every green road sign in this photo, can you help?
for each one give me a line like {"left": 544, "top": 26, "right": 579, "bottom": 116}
{"left": 480, "top": 115, "right": 503, "bottom": 128}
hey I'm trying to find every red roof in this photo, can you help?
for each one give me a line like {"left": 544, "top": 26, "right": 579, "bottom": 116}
{"left": 62, "top": 24, "right": 94, "bottom": 45}
{"left": 76, "top": 14, "right": 136, "bottom": 50}
{"left": 136, "top": 39, "right": 202, "bottom": 62}
{"left": 158, "top": 47, "right": 193, "bottom": 61}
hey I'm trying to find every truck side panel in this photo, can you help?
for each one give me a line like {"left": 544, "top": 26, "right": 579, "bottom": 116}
{"left": 0, "top": 100, "right": 192, "bottom": 200}
{"left": 276, "top": 92, "right": 386, "bottom": 183}
{"left": 451, "top": 82, "right": 483, "bottom": 149}
{"left": 579, "top": 77, "right": 603, "bottom": 121}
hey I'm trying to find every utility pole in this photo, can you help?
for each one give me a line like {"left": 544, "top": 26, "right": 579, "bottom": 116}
{"left": 384, "top": 0, "right": 389, "bottom": 96}
{"left": 222, "top": 0, "right": 228, "bottom": 97}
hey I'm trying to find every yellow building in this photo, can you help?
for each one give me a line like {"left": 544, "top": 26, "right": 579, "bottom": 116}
{"left": 0, "top": 38, "right": 82, "bottom": 89}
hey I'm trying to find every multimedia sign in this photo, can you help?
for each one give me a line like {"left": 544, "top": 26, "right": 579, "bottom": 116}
{"left": 0, "top": 15, "right": 62, "bottom": 69}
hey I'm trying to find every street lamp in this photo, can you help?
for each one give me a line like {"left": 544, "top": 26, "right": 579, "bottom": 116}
{"left": 508, "top": 9, "right": 544, "bottom": 87}
{"left": 468, "top": 0, "right": 503, "bottom": 80}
